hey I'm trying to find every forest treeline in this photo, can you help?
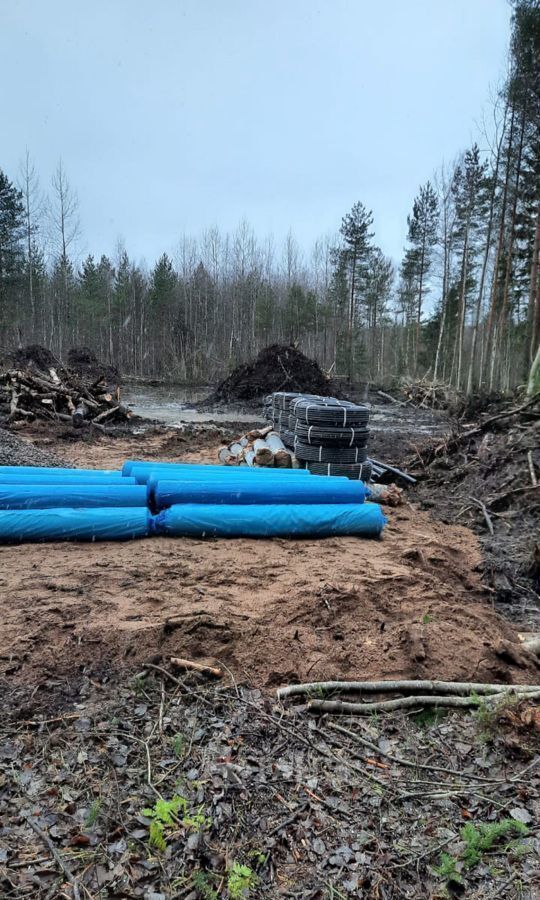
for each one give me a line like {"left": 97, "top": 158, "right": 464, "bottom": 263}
{"left": 0, "top": 0, "right": 539, "bottom": 392}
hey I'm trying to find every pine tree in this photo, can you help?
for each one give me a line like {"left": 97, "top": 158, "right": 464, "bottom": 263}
{"left": 339, "top": 202, "right": 374, "bottom": 377}
{"left": 403, "top": 181, "right": 438, "bottom": 372}
{"left": 0, "top": 170, "right": 26, "bottom": 340}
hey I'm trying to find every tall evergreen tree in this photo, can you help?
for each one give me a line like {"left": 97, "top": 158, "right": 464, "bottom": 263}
{"left": 0, "top": 170, "right": 26, "bottom": 340}
{"left": 403, "top": 181, "right": 439, "bottom": 372}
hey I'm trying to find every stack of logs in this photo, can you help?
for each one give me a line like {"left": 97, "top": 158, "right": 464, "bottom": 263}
{"left": 0, "top": 364, "right": 131, "bottom": 429}
{"left": 219, "top": 426, "right": 294, "bottom": 467}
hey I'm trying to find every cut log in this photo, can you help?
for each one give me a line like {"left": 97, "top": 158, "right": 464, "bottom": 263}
{"left": 72, "top": 401, "right": 89, "bottom": 428}
{"left": 266, "top": 431, "right": 292, "bottom": 468}
{"left": 253, "top": 438, "right": 274, "bottom": 467}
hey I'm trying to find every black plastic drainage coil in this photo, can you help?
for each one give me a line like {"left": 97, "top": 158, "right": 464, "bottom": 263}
{"left": 294, "top": 441, "right": 368, "bottom": 464}
{"left": 272, "top": 391, "right": 320, "bottom": 411}
{"left": 292, "top": 398, "right": 370, "bottom": 427}
{"left": 294, "top": 422, "right": 370, "bottom": 447}
{"left": 281, "top": 429, "right": 295, "bottom": 448}
{"left": 306, "top": 460, "right": 373, "bottom": 480}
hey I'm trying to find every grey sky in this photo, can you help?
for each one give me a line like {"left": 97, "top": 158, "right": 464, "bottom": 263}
{"left": 2, "top": 0, "right": 510, "bottom": 267}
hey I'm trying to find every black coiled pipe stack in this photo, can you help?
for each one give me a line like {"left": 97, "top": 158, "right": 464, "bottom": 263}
{"left": 289, "top": 397, "right": 372, "bottom": 480}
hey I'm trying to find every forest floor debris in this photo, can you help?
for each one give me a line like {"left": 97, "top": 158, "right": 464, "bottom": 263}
{"left": 205, "top": 344, "right": 338, "bottom": 404}
{"left": 1, "top": 670, "right": 539, "bottom": 898}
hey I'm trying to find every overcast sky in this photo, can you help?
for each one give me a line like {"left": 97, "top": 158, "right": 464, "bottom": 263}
{"left": 2, "top": 0, "right": 511, "bottom": 267}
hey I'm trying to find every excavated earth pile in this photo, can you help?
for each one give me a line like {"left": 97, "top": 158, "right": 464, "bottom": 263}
{"left": 207, "top": 343, "right": 338, "bottom": 403}
{"left": 411, "top": 392, "right": 540, "bottom": 621}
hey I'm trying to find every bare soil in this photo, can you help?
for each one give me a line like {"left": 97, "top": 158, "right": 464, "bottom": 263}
{"left": 2, "top": 415, "right": 540, "bottom": 899}
{"left": 1, "top": 421, "right": 538, "bottom": 692}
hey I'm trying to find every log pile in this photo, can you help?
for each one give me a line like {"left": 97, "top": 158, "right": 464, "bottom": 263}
{"left": 218, "top": 426, "right": 294, "bottom": 467}
{"left": 0, "top": 345, "right": 131, "bottom": 429}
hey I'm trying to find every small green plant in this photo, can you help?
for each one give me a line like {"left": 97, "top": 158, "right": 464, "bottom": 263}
{"left": 248, "top": 848, "right": 268, "bottom": 867}
{"left": 85, "top": 798, "right": 102, "bottom": 828}
{"left": 435, "top": 818, "right": 529, "bottom": 885}
{"left": 172, "top": 733, "right": 185, "bottom": 758}
{"left": 422, "top": 613, "right": 431, "bottom": 624}
{"left": 141, "top": 795, "right": 210, "bottom": 852}
{"left": 433, "top": 852, "right": 462, "bottom": 884}
{"left": 191, "top": 870, "right": 219, "bottom": 900}
{"left": 461, "top": 819, "right": 528, "bottom": 869}
{"left": 227, "top": 862, "right": 257, "bottom": 898}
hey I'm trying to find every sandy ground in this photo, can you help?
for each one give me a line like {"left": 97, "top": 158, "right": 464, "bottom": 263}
{"left": 1, "top": 424, "right": 538, "bottom": 690}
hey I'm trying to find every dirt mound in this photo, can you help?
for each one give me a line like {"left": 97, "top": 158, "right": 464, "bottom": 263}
{"left": 208, "top": 343, "right": 336, "bottom": 403}
{"left": 411, "top": 392, "right": 540, "bottom": 620}
{"left": 9, "top": 344, "right": 65, "bottom": 377}
{"left": 67, "top": 346, "right": 121, "bottom": 390}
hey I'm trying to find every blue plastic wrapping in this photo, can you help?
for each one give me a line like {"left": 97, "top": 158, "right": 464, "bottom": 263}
{"left": 152, "top": 502, "right": 387, "bottom": 539}
{"left": 0, "top": 508, "right": 151, "bottom": 543}
{"left": 0, "top": 475, "right": 136, "bottom": 485}
{"left": 0, "top": 466, "right": 121, "bottom": 477}
{"left": 150, "top": 477, "right": 368, "bottom": 510}
{"left": 123, "top": 460, "right": 310, "bottom": 479}
{"left": 0, "top": 484, "right": 148, "bottom": 510}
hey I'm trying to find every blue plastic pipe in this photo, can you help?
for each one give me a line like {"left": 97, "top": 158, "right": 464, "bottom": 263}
{"left": 0, "top": 484, "right": 147, "bottom": 510}
{"left": 152, "top": 502, "right": 386, "bottom": 539}
{"left": 0, "top": 466, "right": 121, "bottom": 477}
{"left": 131, "top": 465, "right": 311, "bottom": 485}
{"left": 0, "top": 474, "right": 136, "bottom": 485}
{"left": 123, "top": 460, "right": 310, "bottom": 478}
{"left": 0, "top": 508, "right": 151, "bottom": 543}
{"left": 150, "top": 477, "right": 368, "bottom": 510}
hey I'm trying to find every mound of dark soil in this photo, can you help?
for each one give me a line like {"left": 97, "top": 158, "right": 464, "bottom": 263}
{"left": 411, "top": 392, "right": 540, "bottom": 621}
{"left": 208, "top": 343, "right": 336, "bottom": 403}
{"left": 9, "top": 344, "right": 65, "bottom": 376}
{"left": 67, "top": 346, "right": 121, "bottom": 389}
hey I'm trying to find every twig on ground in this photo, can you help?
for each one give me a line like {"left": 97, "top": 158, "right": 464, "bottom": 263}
{"left": 469, "top": 495, "right": 494, "bottom": 535}
{"left": 25, "top": 816, "right": 82, "bottom": 900}
{"left": 528, "top": 450, "right": 538, "bottom": 487}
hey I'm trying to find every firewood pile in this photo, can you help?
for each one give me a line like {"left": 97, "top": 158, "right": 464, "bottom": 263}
{"left": 218, "top": 425, "right": 294, "bottom": 467}
{"left": 0, "top": 344, "right": 131, "bottom": 429}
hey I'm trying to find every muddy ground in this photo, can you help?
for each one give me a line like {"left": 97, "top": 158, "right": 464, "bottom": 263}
{"left": 1, "top": 410, "right": 540, "bottom": 899}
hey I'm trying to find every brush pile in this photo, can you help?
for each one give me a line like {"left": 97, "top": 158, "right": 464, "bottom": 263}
{"left": 400, "top": 376, "right": 462, "bottom": 410}
{"left": 0, "top": 344, "right": 130, "bottom": 428}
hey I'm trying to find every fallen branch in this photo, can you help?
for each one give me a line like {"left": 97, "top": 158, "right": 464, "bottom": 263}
{"left": 25, "top": 815, "right": 81, "bottom": 900}
{"left": 170, "top": 656, "right": 223, "bottom": 678}
{"left": 470, "top": 495, "right": 494, "bottom": 535}
{"left": 307, "top": 690, "right": 540, "bottom": 715}
{"left": 528, "top": 450, "right": 538, "bottom": 487}
{"left": 277, "top": 679, "right": 540, "bottom": 700}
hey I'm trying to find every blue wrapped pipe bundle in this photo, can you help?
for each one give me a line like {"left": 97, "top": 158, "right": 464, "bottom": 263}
{"left": 152, "top": 502, "right": 386, "bottom": 539}
{"left": 0, "top": 466, "right": 121, "bottom": 477}
{"left": 0, "top": 508, "right": 151, "bottom": 543}
{"left": 125, "top": 462, "right": 311, "bottom": 483}
{"left": 0, "top": 474, "right": 136, "bottom": 485}
{"left": 150, "top": 477, "right": 369, "bottom": 510}
{"left": 0, "top": 484, "right": 147, "bottom": 510}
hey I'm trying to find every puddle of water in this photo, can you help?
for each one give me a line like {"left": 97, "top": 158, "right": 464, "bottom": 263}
{"left": 122, "top": 384, "right": 264, "bottom": 426}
